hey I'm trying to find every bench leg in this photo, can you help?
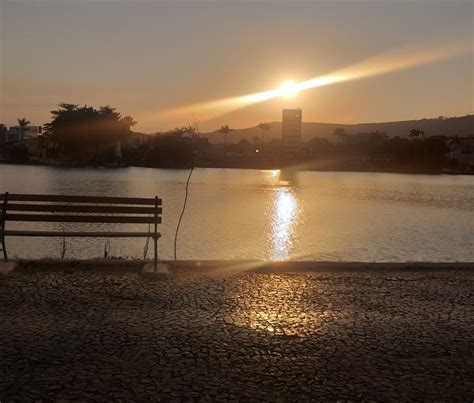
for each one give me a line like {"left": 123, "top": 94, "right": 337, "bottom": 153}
{"left": 1, "top": 237, "right": 7, "bottom": 262}
{"left": 154, "top": 237, "right": 158, "bottom": 272}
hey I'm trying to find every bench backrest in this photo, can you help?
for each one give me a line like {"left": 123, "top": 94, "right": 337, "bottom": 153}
{"left": 1, "top": 193, "right": 162, "bottom": 224}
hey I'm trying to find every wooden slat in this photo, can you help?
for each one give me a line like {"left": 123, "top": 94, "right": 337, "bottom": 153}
{"left": 7, "top": 203, "right": 161, "bottom": 215}
{"left": 4, "top": 214, "right": 161, "bottom": 224}
{"left": 0, "top": 193, "right": 161, "bottom": 205}
{"left": 2, "top": 230, "right": 160, "bottom": 238}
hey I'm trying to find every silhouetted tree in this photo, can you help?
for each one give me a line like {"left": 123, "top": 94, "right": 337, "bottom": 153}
{"left": 309, "top": 137, "right": 331, "bottom": 157}
{"left": 237, "top": 138, "right": 251, "bottom": 154}
{"left": 17, "top": 118, "right": 30, "bottom": 141}
{"left": 43, "top": 103, "right": 135, "bottom": 161}
{"left": 121, "top": 116, "right": 137, "bottom": 129}
{"left": 145, "top": 129, "right": 193, "bottom": 168}
{"left": 218, "top": 125, "right": 233, "bottom": 157}
{"left": 257, "top": 122, "right": 271, "bottom": 145}
{"left": 409, "top": 128, "right": 428, "bottom": 161}
{"left": 449, "top": 136, "right": 461, "bottom": 147}
{"left": 183, "top": 125, "right": 197, "bottom": 137}
{"left": 333, "top": 127, "right": 347, "bottom": 145}
{"left": 252, "top": 136, "right": 261, "bottom": 146}
{"left": 409, "top": 128, "right": 425, "bottom": 141}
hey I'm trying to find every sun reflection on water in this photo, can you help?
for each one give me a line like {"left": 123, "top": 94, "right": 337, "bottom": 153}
{"left": 260, "top": 169, "right": 301, "bottom": 261}
{"left": 271, "top": 187, "right": 299, "bottom": 261}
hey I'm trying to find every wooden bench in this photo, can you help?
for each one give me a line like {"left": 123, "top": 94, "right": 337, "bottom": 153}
{"left": 0, "top": 192, "right": 162, "bottom": 269}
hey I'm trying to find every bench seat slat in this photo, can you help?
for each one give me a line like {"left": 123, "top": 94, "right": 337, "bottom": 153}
{"left": 1, "top": 194, "right": 161, "bottom": 205}
{"left": 1, "top": 230, "right": 160, "bottom": 238}
{"left": 5, "top": 214, "right": 161, "bottom": 224}
{"left": 7, "top": 203, "right": 162, "bottom": 215}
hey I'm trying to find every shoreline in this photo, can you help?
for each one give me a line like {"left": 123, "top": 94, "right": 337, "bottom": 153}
{"left": 1, "top": 160, "right": 472, "bottom": 176}
{"left": 4, "top": 259, "right": 474, "bottom": 274}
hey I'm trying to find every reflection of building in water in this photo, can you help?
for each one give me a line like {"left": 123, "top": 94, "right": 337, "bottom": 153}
{"left": 271, "top": 187, "right": 298, "bottom": 260}
{"left": 281, "top": 109, "right": 302, "bottom": 164}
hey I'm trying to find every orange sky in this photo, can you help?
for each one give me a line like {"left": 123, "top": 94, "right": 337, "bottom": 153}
{"left": 1, "top": 1, "right": 472, "bottom": 132}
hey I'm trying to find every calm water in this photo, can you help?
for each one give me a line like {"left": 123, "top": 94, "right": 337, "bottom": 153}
{"left": 1, "top": 164, "right": 473, "bottom": 261}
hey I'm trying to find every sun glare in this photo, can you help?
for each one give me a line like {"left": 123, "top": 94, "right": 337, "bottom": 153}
{"left": 157, "top": 39, "right": 471, "bottom": 121}
{"left": 278, "top": 80, "right": 299, "bottom": 98}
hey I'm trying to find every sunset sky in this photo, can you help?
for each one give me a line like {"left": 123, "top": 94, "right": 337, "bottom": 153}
{"left": 1, "top": 0, "right": 472, "bottom": 133}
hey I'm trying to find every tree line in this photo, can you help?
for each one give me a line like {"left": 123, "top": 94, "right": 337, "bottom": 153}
{"left": 1, "top": 103, "right": 468, "bottom": 173}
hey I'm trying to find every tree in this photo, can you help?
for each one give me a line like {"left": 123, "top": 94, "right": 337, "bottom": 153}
{"left": 448, "top": 136, "right": 461, "bottom": 147}
{"left": 17, "top": 118, "right": 30, "bottom": 141}
{"left": 408, "top": 128, "right": 428, "bottom": 162}
{"left": 168, "top": 125, "right": 196, "bottom": 139}
{"left": 43, "top": 103, "right": 135, "bottom": 161}
{"left": 237, "top": 138, "right": 251, "bottom": 154}
{"left": 169, "top": 127, "right": 188, "bottom": 137}
{"left": 409, "top": 128, "right": 425, "bottom": 141}
{"left": 257, "top": 122, "right": 271, "bottom": 145}
{"left": 333, "top": 127, "right": 347, "bottom": 145}
{"left": 217, "top": 125, "right": 233, "bottom": 157}
{"left": 120, "top": 116, "right": 137, "bottom": 129}
{"left": 183, "top": 125, "right": 197, "bottom": 137}
{"left": 145, "top": 129, "right": 193, "bottom": 168}
{"left": 252, "top": 136, "right": 261, "bottom": 146}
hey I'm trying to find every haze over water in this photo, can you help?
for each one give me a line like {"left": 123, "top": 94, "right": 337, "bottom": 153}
{"left": 1, "top": 165, "right": 472, "bottom": 262}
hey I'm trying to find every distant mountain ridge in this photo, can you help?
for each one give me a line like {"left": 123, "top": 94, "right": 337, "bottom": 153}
{"left": 202, "top": 115, "right": 474, "bottom": 143}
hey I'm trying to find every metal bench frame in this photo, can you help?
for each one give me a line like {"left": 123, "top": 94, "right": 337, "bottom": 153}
{"left": 0, "top": 192, "right": 162, "bottom": 270}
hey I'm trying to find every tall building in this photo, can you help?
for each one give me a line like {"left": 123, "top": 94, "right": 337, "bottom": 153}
{"left": 281, "top": 109, "right": 302, "bottom": 163}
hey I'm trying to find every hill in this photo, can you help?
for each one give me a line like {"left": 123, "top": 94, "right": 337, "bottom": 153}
{"left": 203, "top": 115, "right": 474, "bottom": 144}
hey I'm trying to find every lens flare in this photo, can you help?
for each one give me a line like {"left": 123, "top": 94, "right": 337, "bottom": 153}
{"left": 278, "top": 80, "right": 299, "bottom": 98}
{"left": 156, "top": 40, "right": 471, "bottom": 121}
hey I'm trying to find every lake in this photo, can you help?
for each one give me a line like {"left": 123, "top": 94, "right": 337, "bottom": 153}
{"left": 1, "top": 164, "right": 473, "bottom": 262}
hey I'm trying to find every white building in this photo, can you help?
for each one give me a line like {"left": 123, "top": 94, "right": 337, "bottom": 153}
{"left": 448, "top": 137, "right": 474, "bottom": 169}
{"left": 6, "top": 125, "right": 42, "bottom": 142}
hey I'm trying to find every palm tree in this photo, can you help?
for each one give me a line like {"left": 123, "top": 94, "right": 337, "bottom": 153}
{"left": 17, "top": 118, "right": 30, "bottom": 141}
{"left": 409, "top": 128, "right": 427, "bottom": 161}
{"left": 257, "top": 122, "right": 271, "bottom": 145}
{"left": 217, "top": 125, "right": 233, "bottom": 157}
{"left": 170, "top": 127, "right": 188, "bottom": 137}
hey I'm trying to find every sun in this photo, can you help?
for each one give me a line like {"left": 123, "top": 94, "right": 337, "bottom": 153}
{"left": 278, "top": 80, "right": 299, "bottom": 98}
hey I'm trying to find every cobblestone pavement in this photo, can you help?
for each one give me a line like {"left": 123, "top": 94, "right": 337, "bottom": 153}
{"left": 0, "top": 267, "right": 473, "bottom": 402}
